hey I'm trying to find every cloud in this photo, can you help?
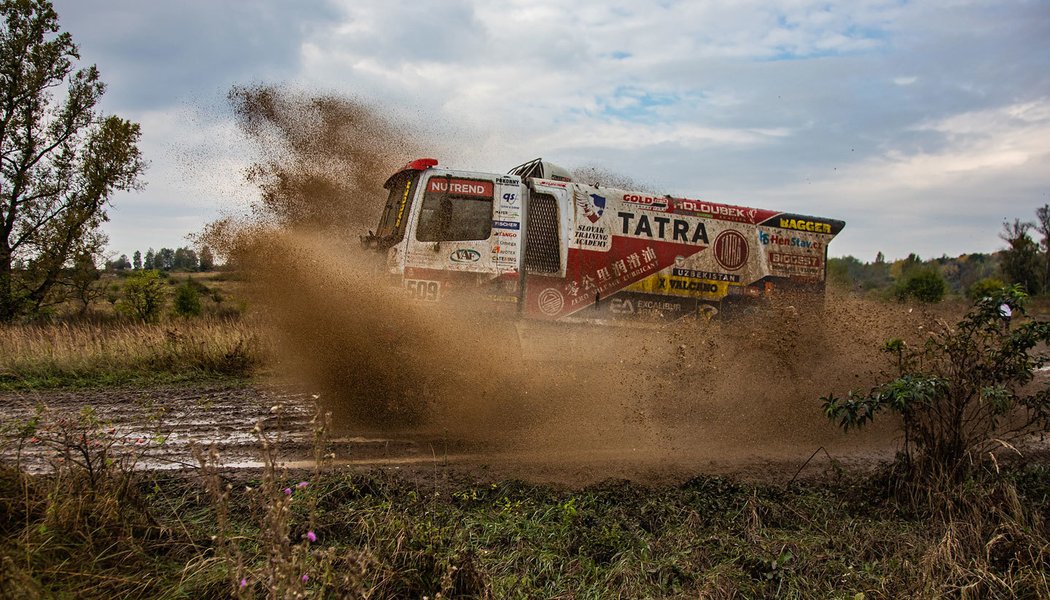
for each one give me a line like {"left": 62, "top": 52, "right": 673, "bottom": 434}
{"left": 44, "top": 0, "right": 1050, "bottom": 261}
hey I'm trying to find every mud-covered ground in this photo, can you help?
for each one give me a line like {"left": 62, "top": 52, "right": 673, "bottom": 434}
{"left": 0, "top": 380, "right": 903, "bottom": 486}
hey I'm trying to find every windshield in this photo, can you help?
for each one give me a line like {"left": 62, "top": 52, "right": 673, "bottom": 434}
{"left": 416, "top": 176, "right": 494, "bottom": 242}
{"left": 375, "top": 171, "right": 419, "bottom": 243}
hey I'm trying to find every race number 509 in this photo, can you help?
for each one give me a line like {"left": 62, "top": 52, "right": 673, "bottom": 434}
{"left": 405, "top": 280, "right": 440, "bottom": 301}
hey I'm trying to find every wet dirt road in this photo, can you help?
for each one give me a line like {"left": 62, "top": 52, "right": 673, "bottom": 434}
{"left": 0, "top": 382, "right": 907, "bottom": 486}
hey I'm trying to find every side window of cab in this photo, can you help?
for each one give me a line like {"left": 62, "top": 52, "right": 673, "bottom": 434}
{"left": 416, "top": 177, "right": 493, "bottom": 242}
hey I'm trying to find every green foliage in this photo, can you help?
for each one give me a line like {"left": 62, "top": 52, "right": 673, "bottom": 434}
{"left": 0, "top": 0, "right": 145, "bottom": 321}
{"left": 118, "top": 270, "right": 166, "bottom": 322}
{"left": 828, "top": 252, "right": 997, "bottom": 298}
{"left": 1, "top": 454, "right": 1047, "bottom": 598}
{"left": 967, "top": 277, "right": 1005, "bottom": 301}
{"left": 823, "top": 285, "right": 1050, "bottom": 480}
{"left": 894, "top": 267, "right": 947, "bottom": 303}
{"left": 999, "top": 219, "right": 1042, "bottom": 293}
{"left": 173, "top": 282, "right": 202, "bottom": 317}
{"left": 826, "top": 254, "right": 893, "bottom": 291}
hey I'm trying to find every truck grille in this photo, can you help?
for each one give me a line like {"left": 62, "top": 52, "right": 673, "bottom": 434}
{"left": 524, "top": 193, "right": 561, "bottom": 274}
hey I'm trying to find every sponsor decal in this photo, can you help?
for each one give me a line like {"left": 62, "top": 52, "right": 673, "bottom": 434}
{"left": 449, "top": 249, "right": 481, "bottom": 263}
{"left": 671, "top": 267, "right": 741, "bottom": 283}
{"left": 394, "top": 179, "right": 412, "bottom": 228}
{"left": 617, "top": 212, "right": 709, "bottom": 244}
{"left": 610, "top": 296, "right": 686, "bottom": 317}
{"left": 662, "top": 279, "right": 719, "bottom": 293}
{"left": 496, "top": 176, "right": 518, "bottom": 186}
{"left": 538, "top": 288, "right": 564, "bottom": 315}
{"left": 560, "top": 245, "right": 661, "bottom": 306}
{"left": 768, "top": 251, "right": 824, "bottom": 279}
{"left": 574, "top": 223, "right": 610, "bottom": 249}
{"left": 777, "top": 218, "right": 832, "bottom": 234}
{"left": 758, "top": 231, "right": 822, "bottom": 250}
{"left": 760, "top": 213, "right": 843, "bottom": 235}
{"left": 713, "top": 230, "right": 749, "bottom": 271}
{"left": 539, "top": 180, "right": 567, "bottom": 188}
{"left": 574, "top": 189, "right": 606, "bottom": 223}
{"left": 623, "top": 194, "right": 669, "bottom": 210}
{"left": 769, "top": 252, "right": 822, "bottom": 268}
{"left": 679, "top": 201, "right": 748, "bottom": 219}
{"left": 493, "top": 220, "right": 520, "bottom": 230}
{"left": 427, "top": 178, "right": 494, "bottom": 197}
{"left": 676, "top": 200, "right": 763, "bottom": 224}
{"left": 502, "top": 192, "right": 517, "bottom": 204}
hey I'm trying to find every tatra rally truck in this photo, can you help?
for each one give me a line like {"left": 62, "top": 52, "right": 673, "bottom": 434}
{"left": 362, "top": 158, "right": 844, "bottom": 323}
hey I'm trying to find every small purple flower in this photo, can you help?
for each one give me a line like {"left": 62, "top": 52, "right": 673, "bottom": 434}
{"left": 301, "top": 574, "right": 310, "bottom": 583}
{"left": 297, "top": 481, "right": 309, "bottom": 489}
{"left": 283, "top": 487, "right": 292, "bottom": 496}
{"left": 305, "top": 530, "right": 317, "bottom": 543}
{"left": 239, "top": 578, "right": 248, "bottom": 589}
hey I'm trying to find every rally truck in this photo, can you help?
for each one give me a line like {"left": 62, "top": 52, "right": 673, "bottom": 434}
{"left": 362, "top": 157, "right": 844, "bottom": 322}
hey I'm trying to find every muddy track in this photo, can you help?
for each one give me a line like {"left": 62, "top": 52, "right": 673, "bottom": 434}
{"left": 0, "top": 382, "right": 907, "bottom": 486}
{"left": 0, "top": 384, "right": 442, "bottom": 472}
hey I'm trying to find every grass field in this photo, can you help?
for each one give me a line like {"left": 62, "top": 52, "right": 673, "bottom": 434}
{"left": 1, "top": 454, "right": 1047, "bottom": 598}
{"left": 0, "top": 317, "right": 265, "bottom": 390}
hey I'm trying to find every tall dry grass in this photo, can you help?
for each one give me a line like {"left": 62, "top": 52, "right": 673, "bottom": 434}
{"left": 0, "top": 317, "right": 268, "bottom": 388}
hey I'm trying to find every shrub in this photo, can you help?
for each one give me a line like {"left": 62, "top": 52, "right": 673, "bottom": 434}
{"left": 119, "top": 270, "right": 166, "bottom": 322}
{"left": 173, "top": 282, "right": 203, "bottom": 317}
{"left": 967, "top": 277, "right": 1005, "bottom": 301}
{"left": 895, "top": 267, "right": 947, "bottom": 303}
{"left": 823, "top": 285, "right": 1050, "bottom": 481}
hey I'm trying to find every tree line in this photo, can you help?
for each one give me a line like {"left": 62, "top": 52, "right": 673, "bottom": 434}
{"left": 830, "top": 205, "right": 1050, "bottom": 303}
{"left": 105, "top": 246, "right": 216, "bottom": 272}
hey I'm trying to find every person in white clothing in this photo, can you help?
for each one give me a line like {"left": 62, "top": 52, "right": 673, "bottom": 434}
{"left": 999, "top": 302, "right": 1012, "bottom": 331}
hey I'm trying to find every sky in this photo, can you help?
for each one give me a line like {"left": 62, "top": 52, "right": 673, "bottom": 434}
{"left": 50, "top": 0, "right": 1050, "bottom": 261}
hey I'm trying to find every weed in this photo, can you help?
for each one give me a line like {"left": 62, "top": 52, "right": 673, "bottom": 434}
{"left": 824, "top": 285, "right": 1050, "bottom": 481}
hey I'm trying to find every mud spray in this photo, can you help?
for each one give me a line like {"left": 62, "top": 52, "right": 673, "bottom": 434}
{"left": 213, "top": 86, "right": 944, "bottom": 478}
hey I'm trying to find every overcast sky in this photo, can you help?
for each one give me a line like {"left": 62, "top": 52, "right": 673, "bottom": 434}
{"left": 52, "top": 0, "right": 1050, "bottom": 261}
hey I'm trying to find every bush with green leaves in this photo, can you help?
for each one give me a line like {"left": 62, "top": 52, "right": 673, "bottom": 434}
{"left": 823, "top": 285, "right": 1050, "bottom": 480}
{"left": 967, "top": 277, "right": 1005, "bottom": 301}
{"left": 119, "top": 270, "right": 166, "bottom": 322}
{"left": 173, "top": 282, "right": 202, "bottom": 317}
{"left": 894, "top": 267, "right": 947, "bottom": 303}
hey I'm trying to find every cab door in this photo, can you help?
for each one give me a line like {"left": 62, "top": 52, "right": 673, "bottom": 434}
{"left": 401, "top": 171, "right": 519, "bottom": 302}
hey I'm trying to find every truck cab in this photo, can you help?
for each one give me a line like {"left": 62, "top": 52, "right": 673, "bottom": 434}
{"left": 365, "top": 158, "right": 541, "bottom": 308}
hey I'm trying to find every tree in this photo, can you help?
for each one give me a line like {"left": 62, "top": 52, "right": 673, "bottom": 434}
{"left": 172, "top": 281, "right": 201, "bottom": 317}
{"left": 999, "top": 219, "right": 1041, "bottom": 294}
{"left": 967, "top": 277, "right": 1005, "bottom": 301}
{"left": 198, "top": 245, "right": 214, "bottom": 271}
{"left": 0, "top": 0, "right": 146, "bottom": 321}
{"left": 143, "top": 248, "right": 155, "bottom": 270}
{"left": 132, "top": 250, "right": 141, "bottom": 270}
{"left": 155, "top": 247, "right": 175, "bottom": 271}
{"left": 105, "top": 253, "right": 130, "bottom": 271}
{"left": 172, "top": 246, "right": 198, "bottom": 271}
{"left": 118, "top": 270, "right": 164, "bottom": 322}
{"left": 1034, "top": 204, "right": 1050, "bottom": 290}
{"left": 895, "top": 267, "right": 947, "bottom": 303}
{"left": 68, "top": 249, "right": 104, "bottom": 316}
